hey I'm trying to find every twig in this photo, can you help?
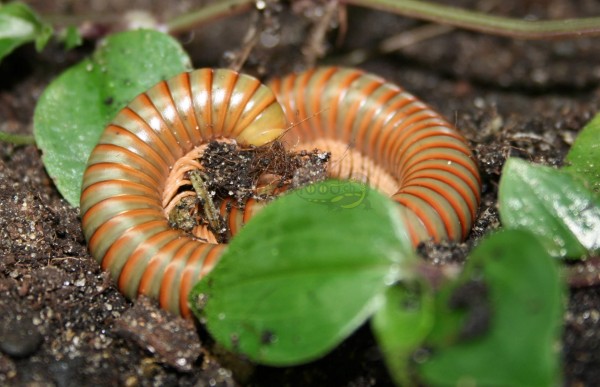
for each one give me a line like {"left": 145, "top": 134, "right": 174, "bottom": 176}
{"left": 189, "top": 170, "right": 223, "bottom": 239}
{"left": 42, "top": 0, "right": 600, "bottom": 42}
{"left": 342, "top": 0, "right": 600, "bottom": 40}
{"left": 302, "top": 0, "right": 339, "bottom": 66}
{"left": 0, "top": 131, "right": 36, "bottom": 146}
{"left": 165, "top": 0, "right": 256, "bottom": 35}
{"left": 226, "top": 11, "right": 261, "bottom": 72}
{"left": 329, "top": 23, "right": 453, "bottom": 66}
{"left": 564, "top": 256, "right": 600, "bottom": 288}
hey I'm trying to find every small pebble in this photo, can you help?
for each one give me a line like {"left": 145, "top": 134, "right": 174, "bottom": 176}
{"left": 0, "top": 317, "right": 42, "bottom": 358}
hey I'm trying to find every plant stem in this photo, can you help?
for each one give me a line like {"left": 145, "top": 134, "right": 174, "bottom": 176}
{"left": 189, "top": 170, "right": 224, "bottom": 241}
{"left": 0, "top": 131, "right": 36, "bottom": 146}
{"left": 564, "top": 256, "right": 600, "bottom": 288}
{"left": 43, "top": 0, "right": 600, "bottom": 40}
{"left": 342, "top": 0, "right": 600, "bottom": 39}
{"left": 165, "top": 0, "right": 256, "bottom": 35}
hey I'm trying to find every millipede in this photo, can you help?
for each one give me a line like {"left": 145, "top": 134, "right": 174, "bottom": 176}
{"left": 80, "top": 67, "right": 481, "bottom": 318}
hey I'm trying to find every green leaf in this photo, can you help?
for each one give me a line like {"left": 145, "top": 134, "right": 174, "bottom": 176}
{"left": 372, "top": 282, "right": 434, "bottom": 386}
{"left": 498, "top": 157, "right": 600, "bottom": 258}
{"left": 190, "top": 180, "right": 416, "bottom": 366}
{"left": 419, "top": 229, "right": 564, "bottom": 387}
{"left": 33, "top": 29, "right": 191, "bottom": 207}
{"left": 0, "top": 2, "right": 53, "bottom": 61}
{"left": 61, "top": 25, "right": 82, "bottom": 50}
{"left": 564, "top": 112, "right": 600, "bottom": 194}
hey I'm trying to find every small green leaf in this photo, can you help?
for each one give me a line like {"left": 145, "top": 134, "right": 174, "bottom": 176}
{"left": 0, "top": 2, "right": 53, "bottom": 61}
{"left": 498, "top": 157, "right": 600, "bottom": 258}
{"left": 190, "top": 180, "right": 416, "bottom": 366}
{"left": 33, "top": 29, "right": 191, "bottom": 206}
{"left": 372, "top": 282, "right": 434, "bottom": 386}
{"left": 61, "top": 26, "right": 82, "bottom": 50}
{"left": 564, "top": 112, "right": 600, "bottom": 193}
{"left": 419, "top": 229, "right": 564, "bottom": 387}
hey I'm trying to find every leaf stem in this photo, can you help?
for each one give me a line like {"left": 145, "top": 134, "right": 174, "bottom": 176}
{"left": 342, "top": 0, "right": 600, "bottom": 39}
{"left": 165, "top": 0, "right": 256, "bottom": 35}
{"left": 42, "top": 0, "right": 600, "bottom": 41}
{"left": 0, "top": 131, "right": 36, "bottom": 146}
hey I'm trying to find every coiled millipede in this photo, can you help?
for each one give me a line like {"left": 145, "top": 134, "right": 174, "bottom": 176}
{"left": 80, "top": 67, "right": 481, "bottom": 318}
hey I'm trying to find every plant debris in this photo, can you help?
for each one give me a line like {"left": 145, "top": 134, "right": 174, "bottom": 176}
{"left": 113, "top": 296, "right": 202, "bottom": 372}
{"left": 168, "top": 140, "right": 329, "bottom": 241}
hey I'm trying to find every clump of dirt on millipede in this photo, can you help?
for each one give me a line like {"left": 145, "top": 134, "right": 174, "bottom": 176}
{"left": 168, "top": 140, "right": 330, "bottom": 242}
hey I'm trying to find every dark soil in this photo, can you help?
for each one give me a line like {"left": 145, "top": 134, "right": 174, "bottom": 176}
{"left": 1, "top": 0, "right": 599, "bottom": 386}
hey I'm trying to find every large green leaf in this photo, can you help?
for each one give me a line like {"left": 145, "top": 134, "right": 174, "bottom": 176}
{"left": 190, "top": 180, "right": 416, "bottom": 366}
{"left": 0, "top": 2, "right": 52, "bottom": 61}
{"left": 564, "top": 112, "right": 600, "bottom": 194}
{"left": 420, "top": 230, "right": 564, "bottom": 386}
{"left": 498, "top": 157, "right": 600, "bottom": 258}
{"left": 33, "top": 29, "right": 191, "bottom": 206}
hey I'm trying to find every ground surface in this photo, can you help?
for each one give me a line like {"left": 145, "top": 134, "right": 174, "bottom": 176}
{"left": 0, "top": 0, "right": 599, "bottom": 386}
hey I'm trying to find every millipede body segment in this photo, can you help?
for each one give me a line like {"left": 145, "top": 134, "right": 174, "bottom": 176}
{"left": 80, "top": 67, "right": 481, "bottom": 317}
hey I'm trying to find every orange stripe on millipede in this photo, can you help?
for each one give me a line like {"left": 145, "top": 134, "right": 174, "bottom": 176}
{"left": 81, "top": 180, "right": 158, "bottom": 208}
{"left": 114, "top": 109, "right": 177, "bottom": 166}
{"left": 296, "top": 69, "right": 318, "bottom": 140}
{"left": 390, "top": 125, "right": 470, "bottom": 164}
{"left": 352, "top": 86, "right": 397, "bottom": 149}
{"left": 224, "top": 76, "right": 261, "bottom": 137}
{"left": 394, "top": 194, "right": 443, "bottom": 242}
{"left": 152, "top": 81, "right": 193, "bottom": 147}
{"left": 402, "top": 161, "right": 480, "bottom": 203}
{"left": 137, "top": 93, "right": 182, "bottom": 154}
{"left": 329, "top": 70, "right": 362, "bottom": 141}
{"left": 82, "top": 163, "right": 159, "bottom": 191}
{"left": 401, "top": 149, "right": 480, "bottom": 194}
{"left": 309, "top": 68, "right": 337, "bottom": 139}
{"left": 159, "top": 240, "right": 198, "bottom": 313}
{"left": 83, "top": 195, "right": 162, "bottom": 229}
{"left": 406, "top": 173, "right": 475, "bottom": 224}
{"left": 137, "top": 236, "right": 189, "bottom": 297}
{"left": 118, "top": 229, "right": 182, "bottom": 293}
{"left": 100, "top": 220, "right": 168, "bottom": 271}
{"left": 400, "top": 185, "right": 460, "bottom": 239}
{"left": 87, "top": 207, "right": 164, "bottom": 255}
{"left": 340, "top": 78, "right": 381, "bottom": 143}
{"left": 101, "top": 125, "right": 170, "bottom": 173}
{"left": 179, "top": 245, "right": 223, "bottom": 318}
{"left": 408, "top": 178, "right": 470, "bottom": 238}
{"left": 395, "top": 136, "right": 473, "bottom": 176}
{"left": 166, "top": 72, "right": 201, "bottom": 146}
{"left": 91, "top": 144, "right": 164, "bottom": 186}
{"left": 362, "top": 95, "right": 416, "bottom": 164}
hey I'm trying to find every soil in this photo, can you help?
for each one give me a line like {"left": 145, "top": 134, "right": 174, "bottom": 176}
{"left": 1, "top": 0, "right": 599, "bottom": 386}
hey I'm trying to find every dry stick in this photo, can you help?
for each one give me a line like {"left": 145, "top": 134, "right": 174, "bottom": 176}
{"left": 331, "top": 23, "right": 454, "bottom": 66}
{"left": 564, "top": 256, "right": 600, "bottom": 288}
{"left": 227, "top": 11, "right": 261, "bottom": 72}
{"left": 189, "top": 170, "right": 223, "bottom": 238}
{"left": 379, "top": 23, "right": 454, "bottom": 53}
{"left": 165, "top": 0, "right": 256, "bottom": 35}
{"left": 302, "top": 0, "right": 339, "bottom": 67}
{"left": 0, "top": 132, "right": 36, "bottom": 146}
